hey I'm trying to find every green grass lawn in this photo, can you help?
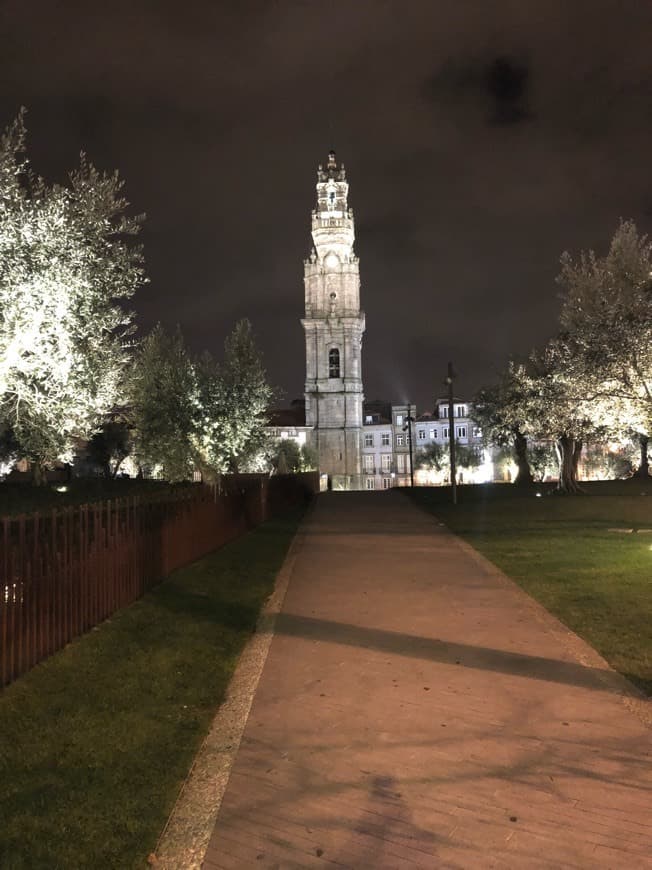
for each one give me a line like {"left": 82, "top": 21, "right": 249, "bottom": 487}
{"left": 0, "top": 507, "right": 305, "bottom": 869}
{"left": 410, "top": 480, "right": 652, "bottom": 695}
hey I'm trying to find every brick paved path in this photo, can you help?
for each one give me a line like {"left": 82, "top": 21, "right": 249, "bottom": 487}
{"left": 203, "top": 492, "right": 652, "bottom": 869}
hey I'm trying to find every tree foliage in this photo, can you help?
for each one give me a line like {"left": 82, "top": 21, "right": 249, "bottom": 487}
{"left": 194, "top": 320, "right": 273, "bottom": 474}
{"left": 415, "top": 442, "right": 445, "bottom": 472}
{"left": 517, "top": 340, "right": 607, "bottom": 493}
{"left": 130, "top": 320, "right": 273, "bottom": 481}
{"left": 415, "top": 441, "right": 481, "bottom": 474}
{"left": 129, "top": 326, "right": 197, "bottom": 481}
{"left": 86, "top": 420, "right": 132, "bottom": 479}
{"left": 270, "top": 440, "right": 318, "bottom": 474}
{"left": 0, "top": 110, "right": 145, "bottom": 479}
{"left": 558, "top": 220, "right": 652, "bottom": 438}
{"left": 472, "top": 363, "right": 534, "bottom": 485}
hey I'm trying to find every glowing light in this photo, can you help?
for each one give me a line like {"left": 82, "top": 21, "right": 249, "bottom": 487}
{"left": 54, "top": 485, "right": 68, "bottom": 493}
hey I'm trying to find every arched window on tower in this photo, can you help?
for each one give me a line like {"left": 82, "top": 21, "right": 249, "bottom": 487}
{"left": 329, "top": 348, "right": 340, "bottom": 378}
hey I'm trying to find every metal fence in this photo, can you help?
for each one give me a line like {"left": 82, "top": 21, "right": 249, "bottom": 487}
{"left": 0, "top": 472, "right": 318, "bottom": 688}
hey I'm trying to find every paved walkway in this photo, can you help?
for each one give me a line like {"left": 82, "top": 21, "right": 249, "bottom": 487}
{"left": 203, "top": 492, "right": 652, "bottom": 869}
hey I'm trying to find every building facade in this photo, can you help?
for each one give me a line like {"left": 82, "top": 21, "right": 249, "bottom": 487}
{"left": 302, "top": 151, "right": 365, "bottom": 490}
{"left": 358, "top": 399, "right": 492, "bottom": 490}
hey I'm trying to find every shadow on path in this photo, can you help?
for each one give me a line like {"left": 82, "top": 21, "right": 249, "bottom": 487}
{"left": 272, "top": 612, "right": 626, "bottom": 695}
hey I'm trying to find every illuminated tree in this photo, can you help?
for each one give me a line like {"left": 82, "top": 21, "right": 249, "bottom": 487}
{"left": 527, "top": 442, "right": 557, "bottom": 482}
{"left": 0, "top": 423, "right": 19, "bottom": 479}
{"left": 558, "top": 220, "right": 652, "bottom": 477}
{"left": 415, "top": 442, "right": 445, "bottom": 472}
{"left": 268, "top": 439, "right": 318, "bottom": 474}
{"left": 194, "top": 320, "right": 272, "bottom": 474}
{"left": 86, "top": 420, "right": 132, "bottom": 479}
{"left": 415, "top": 441, "right": 481, "bottom": 476}
{"left": 300, "top": 443, "right": 318, "bottom": 471}
{"left": 130, "top": 321, "right": 273, "bottom": 482}
{"left": 0, "top": 111, "right": 145, "bottom": 482}
{"left": 521, "top": 339, "right": 607, "bottom": 493}
{"left": 472, "top": 363, "right": 534, "bottom": 485}
{"left": 272, "top": 439, "right": 301, "bottom": 474}
{"left": 129, "top": 326, "right": 198, "bottom": 481}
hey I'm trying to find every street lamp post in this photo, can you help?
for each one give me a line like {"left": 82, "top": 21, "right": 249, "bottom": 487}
{"left": 445, "top": 362, "right": 457, "bottom": 505}
{"left": 403, "top": 404, "right": 415, "bottom": 488}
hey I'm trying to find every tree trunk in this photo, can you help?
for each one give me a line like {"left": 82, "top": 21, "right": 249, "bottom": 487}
{"left": 31, "top": 461, "right": 47, "bottom": 487}
{"left": 632, "top": 434, "right": 650, "bottom": 479}
{"left": 572, "top": 440, "right": 583, "bottom": 483}
{"left": 513, "top": 432, "right": 534, "bottom": 486}
{"left": 556, "top": 435, "right": 583, "bottom": 494}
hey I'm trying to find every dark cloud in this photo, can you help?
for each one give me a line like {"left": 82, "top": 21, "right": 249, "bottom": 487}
{"left": 485, "top": 56, "right": 531, "bottom": 125}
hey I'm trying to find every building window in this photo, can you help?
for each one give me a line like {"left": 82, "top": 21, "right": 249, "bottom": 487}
{"left": 443, "top": 427, "right": 449, "bottom": 439}
{"left": 430, "top": 428, "right": 436, "bottom": 439}
{"left": 381, "top": 454, "right": 391, "bottom": 471}
{"left": 396, "top": 434, "right": 404, "bottom": 447}
{"left": 365, "top": 477, "right": 375, "bottom": 490}
{"left": 381, "top": 432, "right": 390, "bottom": 446}
{"left": 363, "top": 454, "right": 374, "bottom": 471}
{"left": 473, "top": 426, "right": 482, "bottom": 438}
{"left": 396, "top": 454, "right": 405, "bottom": 472}
{"left": 382, "top": 477, "right": 391, "bottom": 489}
{"left": 417, "top": 429, "right": 426, "bottom": 441}
{"left": 365, "top": 414, "right": 373, "bottom": 424}
{"left": 456, "top": 426, "right": 467, "bottom": 439}
{"left": 396, "top": 414, "right": 404, "bottom": 426}
{"left": 456, "top": 405, "right": 466, "bottom": 417}
{"left": 364, "top": 433, "right": 373, "bottom": 447}
{"left": 328, "top": 348, "right": 340, "bottom": 378}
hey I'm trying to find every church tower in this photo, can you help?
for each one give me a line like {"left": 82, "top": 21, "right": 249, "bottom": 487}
{"left": 302, "top": 150, "right": 365, "bottom": 490}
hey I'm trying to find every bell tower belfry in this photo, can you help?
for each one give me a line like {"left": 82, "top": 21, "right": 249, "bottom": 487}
{"left": 301, "top": 150, "right": 365, "bottom": 490}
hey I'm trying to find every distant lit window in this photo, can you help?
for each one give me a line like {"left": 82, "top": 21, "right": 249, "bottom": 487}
{"left": 364, "top": 433, "right": 373, "bottom": 447}
{"left": 381, "top": 454, "right": 391, "bottom": 471}
{"left": 430, "top": 428, "right": 436, "bottom": 439}
{"left": 396, "top": 414, "right": 404, "bottom": 426}
{"left": 396, "top": 434, "right": 404, "bottom": 447}
{"left": 381, "top": 432, "right": 390, "bottom": 446}
{"left": 363, "top": 454, "right": 374, "bottom": 470}
{"left": 328, "top": 348, "right": 340, "bottom": 378}
{"left": 417, "top": 429, "right": 426, "bottom": 441}
{"left": 365, "top": 415, "right": 373, "bottom": 424}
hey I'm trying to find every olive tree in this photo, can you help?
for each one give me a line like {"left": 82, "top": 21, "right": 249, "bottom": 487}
{"left": 0, "top": 111, "right": 145, "bottom": 482}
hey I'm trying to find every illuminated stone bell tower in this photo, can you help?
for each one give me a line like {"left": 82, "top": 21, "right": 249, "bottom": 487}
{"left": 302, "top": 150, "right": 365, "bottom": 490}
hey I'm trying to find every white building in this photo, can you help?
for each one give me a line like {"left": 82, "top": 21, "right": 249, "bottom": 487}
{"left": 358, "top": 398, "right": 494, "bottom": 489}
{"left": 301, "top": 151, "right": 365, "bottom": 490}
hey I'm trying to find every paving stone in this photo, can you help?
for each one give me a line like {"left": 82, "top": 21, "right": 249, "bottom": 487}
{"left": 204, "top": 492, "right": 652, "bottom": 869}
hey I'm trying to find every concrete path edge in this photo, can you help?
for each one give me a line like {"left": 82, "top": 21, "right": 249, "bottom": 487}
{"left": 152, "top": 505, "right": 312, "bottom": 869}
{"left": 438, "top": 515, "right": 652, "bottom": 729}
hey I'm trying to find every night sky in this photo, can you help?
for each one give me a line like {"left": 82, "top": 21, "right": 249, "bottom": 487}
{"left": 2, "top": 1, "right": 652, "bottom": 410}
